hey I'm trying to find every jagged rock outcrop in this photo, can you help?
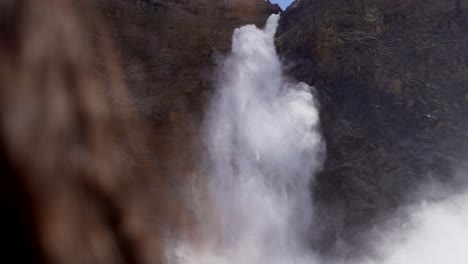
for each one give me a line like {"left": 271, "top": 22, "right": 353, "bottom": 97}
{"left": 277, "top": 0, "right": 468, "bottom": 259}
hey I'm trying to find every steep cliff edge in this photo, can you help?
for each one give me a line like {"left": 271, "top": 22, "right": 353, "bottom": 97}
{"left": 277, "top": 0, "right": 468, "bottom": 258}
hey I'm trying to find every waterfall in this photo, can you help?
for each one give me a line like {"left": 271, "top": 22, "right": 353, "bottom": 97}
{"left": 169, "top": 14, "right": 324, "bottom": 264}
{"left": 164, "top": 12, "right": 468, "bottom": 264}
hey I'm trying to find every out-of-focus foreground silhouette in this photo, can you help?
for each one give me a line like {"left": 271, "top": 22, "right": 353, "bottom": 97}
{"left": 0, "top": 1, "right": 185, "bottom": 263}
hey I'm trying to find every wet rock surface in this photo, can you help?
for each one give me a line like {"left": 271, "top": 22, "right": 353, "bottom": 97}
{"left": 276, "top": 0, "right": 468, "bottom": 259}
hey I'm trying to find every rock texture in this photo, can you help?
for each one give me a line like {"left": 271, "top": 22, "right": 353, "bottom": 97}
{"left": 91, "top": 0, "right": 280, "bottom": 193}
{"left": 94, "top": 0, "right": 279, "bottom": 123}
{"left": 277, "top": 0, "right": 468, "bottom": 259}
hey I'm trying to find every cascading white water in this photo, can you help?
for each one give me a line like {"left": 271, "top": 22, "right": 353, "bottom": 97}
{"left": 169, "top": 14, "right": 324, "bottom": 264}
{"left": 165, "top": 12, "right": 468, "bottom": 264}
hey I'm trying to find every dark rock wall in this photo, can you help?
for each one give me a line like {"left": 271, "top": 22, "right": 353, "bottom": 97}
{"left": 277, "top": 0, "right": 468, "bottom": 258}
{"left": 94, "top": 0, "right": 279, "bottom": 124}
{"left": 89, "top": 0, "right": 280, "bottom": 195}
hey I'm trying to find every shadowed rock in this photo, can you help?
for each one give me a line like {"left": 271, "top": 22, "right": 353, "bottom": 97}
{"left": 276, "top": 0, "right": 468, "bottom": 260}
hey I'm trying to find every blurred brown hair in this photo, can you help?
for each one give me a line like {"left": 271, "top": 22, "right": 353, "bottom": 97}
{"left": 0, "top": 0, "right": 172, "bottom": 263}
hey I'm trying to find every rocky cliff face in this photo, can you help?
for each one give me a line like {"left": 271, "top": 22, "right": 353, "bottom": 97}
{"left": 95, "top": 0, "right": 279, "bottom": 123}
{"left": 277, "top": 0, "right": 468, "bottom": 259}
{"left": 89, "top": 0, "right": 280, "bottom": 193}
